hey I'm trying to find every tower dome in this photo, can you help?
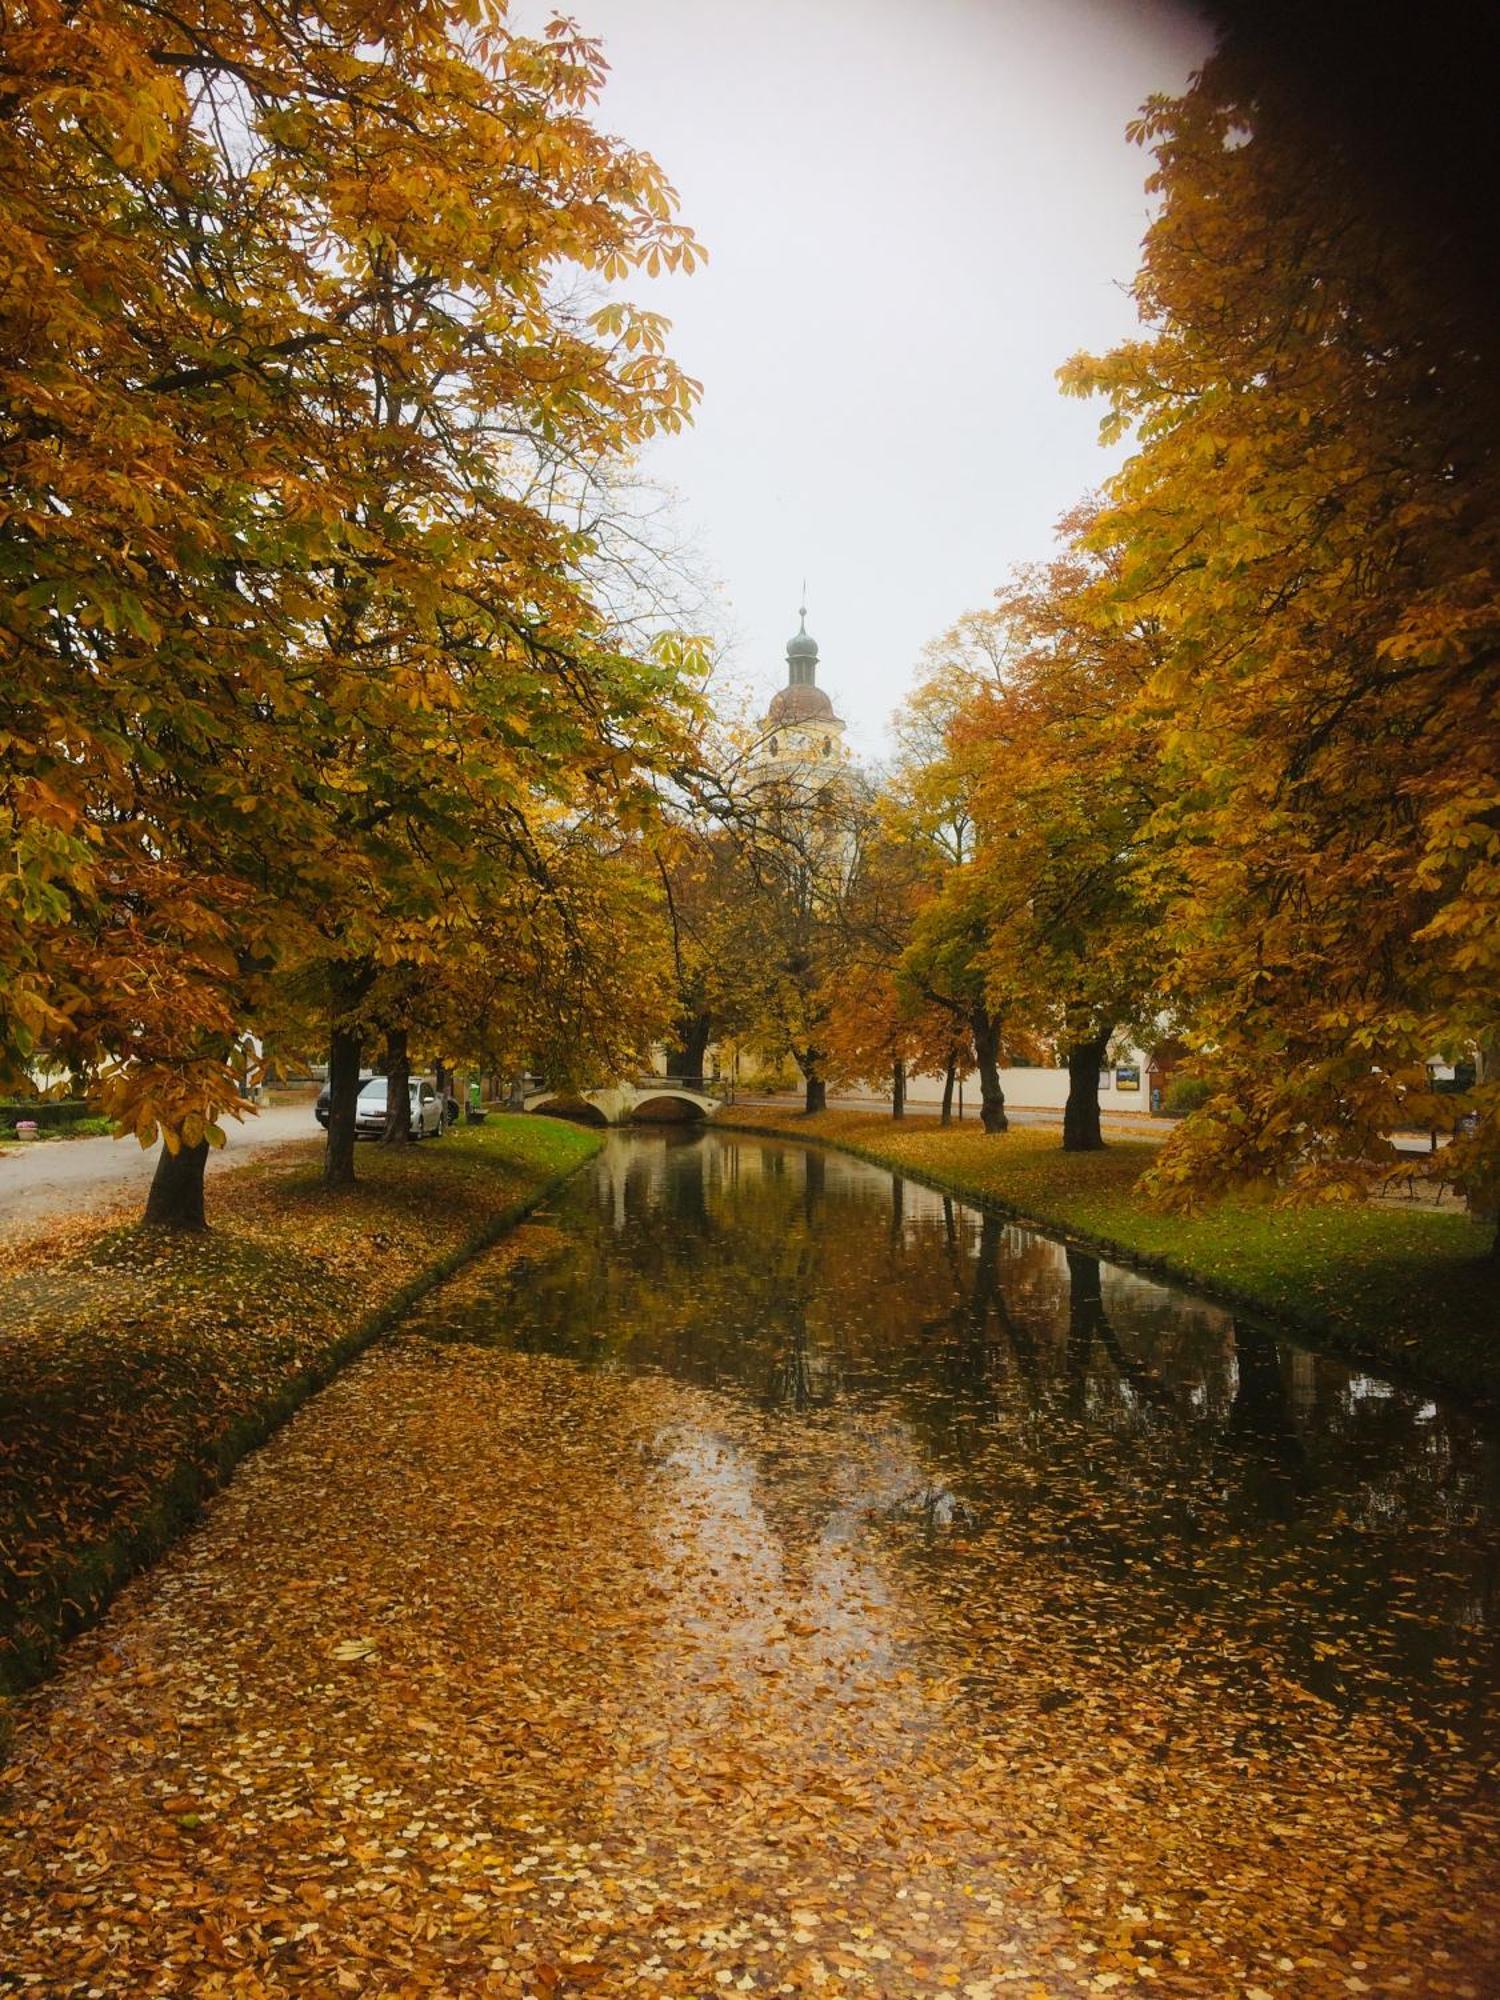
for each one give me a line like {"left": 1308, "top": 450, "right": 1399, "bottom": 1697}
{"left": 760, "top": 598, "right": 845, "bottom": 757}
{"left": 766, "top": 679, "right": 835, "bottom": 726}
{"left": 785, "top": 611, "right": 819, "bottom": 683}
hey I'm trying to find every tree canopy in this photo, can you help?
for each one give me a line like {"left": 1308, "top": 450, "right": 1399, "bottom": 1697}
{"left": 2, "top": 0, "right": 707, "bottom": 1206}
{"left": 1060, "top": 51, "right": 1499, "bottom": 1218}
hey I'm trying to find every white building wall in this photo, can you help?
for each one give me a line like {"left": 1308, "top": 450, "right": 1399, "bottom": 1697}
{"left": 902, "top": 1066, "right": 1070, "bottom": 1108}
{"left": 902, "top": 1047, "right": 1150, "bottom": 1111}
{"left": 671, "top": 1042, "right": 1155, "bottom": 1110}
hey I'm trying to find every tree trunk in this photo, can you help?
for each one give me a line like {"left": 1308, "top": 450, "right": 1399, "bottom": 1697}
{"left": 324, "top": 1023, "right": 363, "bottom": 1188}
{"left": 1065, "top": 1242, "right": 1173, "bottom": 1413}
{"left": 1063, "top": 1031, "right": 1111, "bottom": 1151}
{"left": 382, "top": 1026, "right": 411, "bottom": 1144}
{"left": 892, "top": 1057, "right": 906, "bottom": 1120}
{"left": 803, "top": 1058, "right": 826, "bottom": 1115}
{"left": 669, "top": 1012, "right": 712, "bottom": 1087}
{"left": 971, "top": 1009, "right": 1008, "bottom": 1133}
{"left": 940, "top": 1054, "right": 956, "bottom": 1127}
{"left": 1227, "top": 1319, "right": 1296, "bottom": 1443}
{"left": 144, "top": 1137, "right": 210, "bottom": 1231}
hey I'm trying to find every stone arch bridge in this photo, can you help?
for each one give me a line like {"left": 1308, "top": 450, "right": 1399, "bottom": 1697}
{"left": 522, "top": 1080, "right": 723, "bottom": 1127}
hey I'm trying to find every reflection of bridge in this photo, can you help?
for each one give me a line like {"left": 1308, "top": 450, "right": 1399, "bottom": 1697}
{"left": 522, "top": 1078, "right": 724, "bottom": 1127}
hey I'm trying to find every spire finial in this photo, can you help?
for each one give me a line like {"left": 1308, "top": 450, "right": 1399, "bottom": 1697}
{"left": 799, "top": 578, "right": 807, "bottom": 632}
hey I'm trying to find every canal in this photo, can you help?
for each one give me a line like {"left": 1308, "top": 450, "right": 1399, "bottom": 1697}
{"left": 401, "top": 1125, "right": 1500, "bottom": 1993}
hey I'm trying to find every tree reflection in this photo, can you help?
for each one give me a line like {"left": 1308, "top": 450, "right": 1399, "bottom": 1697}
{"left": 1064, "top": 1248, "right": 1176, "bottom": 1420}
{"left": 419, "top": 1130, "right": 1500, "bottom": 1742}
{"left": 1222, "top": 1316, "right": 1309, "bottom": 1518}
{"left": 764, "top": 1299, "right": 840, "bottom": 1412}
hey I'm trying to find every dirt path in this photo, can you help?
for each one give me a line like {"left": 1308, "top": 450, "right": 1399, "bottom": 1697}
{"left": 1, "top": 1300, "right": 1494, "bottom": 1996}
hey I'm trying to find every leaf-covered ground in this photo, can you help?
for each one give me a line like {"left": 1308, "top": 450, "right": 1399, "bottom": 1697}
{"left": 720, "top": 1110, "right": 1498, "bottom": 1399}
{"left": 1, "top": 1279, "right": 1495, "bottom": 1997}
{"left": 0, "top": 1117, "right": 600, "bottom": 1693}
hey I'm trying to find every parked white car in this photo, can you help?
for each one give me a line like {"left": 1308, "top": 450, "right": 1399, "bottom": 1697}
{"left": 353, "top": 1077, "right": 446, "bottom": 1140}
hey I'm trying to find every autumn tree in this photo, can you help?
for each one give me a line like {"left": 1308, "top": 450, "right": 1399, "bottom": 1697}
{"left": 724, "top": 762, "right": 869, "bottom": 1116}
{"left": 1062, "top": 50, "right": 1500, "bottom": 1239}
{"left": 960, "top": 532, "right": 1167, "bottom": 1151}
{"left": 2, "top": 0, "right": 335, "bottom": 1220}
{"left": 889, "top": 621, "right": 1028, "bottom": 1134}
{"left": 818, "top": 797, "right": 966, "bottom": 1118}
{"left": 821, "top": 958, "right": 968, "bottom": 1120}
{"left": 2, "top": 0, "right": 706, "bottom": 1222}
{"left": 653, "top": 821, "right": 763, "bottom": 1083}
{"left": 899, "top": 870, "right": 1033, "bottom": 1135}
{"left": 404, "top": 825, "right": 680, "bottom": 1096}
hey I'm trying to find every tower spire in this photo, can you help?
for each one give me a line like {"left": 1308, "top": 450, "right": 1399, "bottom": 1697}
{"left": 786, "top": 595, "right": 818, "bottom": 687}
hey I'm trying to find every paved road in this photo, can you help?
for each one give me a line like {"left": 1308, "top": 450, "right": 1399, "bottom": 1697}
{"left": 0, "top": 1100, "right": 321, "bottom": 1236}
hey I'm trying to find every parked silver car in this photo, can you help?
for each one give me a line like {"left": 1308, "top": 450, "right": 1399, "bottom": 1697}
{"left": 353, "top": 1076, "right": 445, "bottom": 1140}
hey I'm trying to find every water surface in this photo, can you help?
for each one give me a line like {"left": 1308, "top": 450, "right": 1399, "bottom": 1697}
{"left": 427, "top": 1129, "right": 1500, "bottom": 1769}
{"left": 5, "top": 1127, "right": 1495, "bottom": 1996}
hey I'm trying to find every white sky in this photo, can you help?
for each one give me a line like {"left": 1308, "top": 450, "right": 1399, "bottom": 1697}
{"left": 582, "top": 0, "right": 1211, "bottom": 755}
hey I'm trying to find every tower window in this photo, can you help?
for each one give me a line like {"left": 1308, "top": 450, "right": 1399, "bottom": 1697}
{"left": 769, "top": 735, "right": 779, "bottom": 756}
{"left": 822, "top": 736, "right": 831, "bottom": 756}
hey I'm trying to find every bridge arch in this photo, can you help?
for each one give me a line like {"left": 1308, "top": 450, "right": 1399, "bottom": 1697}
{"left": 527, "top": 1093, "right": 609, "bottom": 1127}
{"left": 628, "top": 1093, "right": 710, "bottom": 1124}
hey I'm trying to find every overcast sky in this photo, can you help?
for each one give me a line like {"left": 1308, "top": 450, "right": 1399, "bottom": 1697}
{"left": 581, "top": 0, "right": 1211, "bottom": 755}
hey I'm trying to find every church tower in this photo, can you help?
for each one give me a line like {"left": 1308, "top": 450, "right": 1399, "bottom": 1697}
{"left": 758, "top": 605, "right": 847, "bottom": 772}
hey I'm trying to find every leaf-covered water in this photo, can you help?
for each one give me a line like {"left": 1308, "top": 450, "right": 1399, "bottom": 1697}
{"left": 441, "top": 1132, "right": 1500, "bottom": 1745}
{"left": 422, "top": 1130, "right": 1500, "bottom": 1982}
{"left": 3, "top": 1128, "right": 1495, "bottom": 1995}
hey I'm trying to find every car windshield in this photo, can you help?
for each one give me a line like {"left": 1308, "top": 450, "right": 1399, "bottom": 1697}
{"left": 357, "top": 1081, "right": 422, "bottom": 1103}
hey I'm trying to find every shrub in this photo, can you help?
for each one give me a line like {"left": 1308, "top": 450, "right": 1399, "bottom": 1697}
{"left": 0, "top": 1100, "right": 95, "bottom": 1132}
{"left": 741, "top": 1062, "right": 798, "bottom": 1093}
{"left": 1164, "top": 1075, "right": 1213, "bottom": 1117}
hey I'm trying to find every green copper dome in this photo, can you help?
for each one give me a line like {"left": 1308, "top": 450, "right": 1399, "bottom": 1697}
{"left": 786, "top": 606, "right": 819, "bottom": 684}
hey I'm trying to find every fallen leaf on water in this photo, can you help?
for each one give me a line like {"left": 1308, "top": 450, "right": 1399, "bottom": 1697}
{"left": 330, "top": 1637, "right": 378, "bottom": 1662}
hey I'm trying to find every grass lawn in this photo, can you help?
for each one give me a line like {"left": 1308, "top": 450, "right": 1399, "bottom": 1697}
{"left": 0, "top": 1116, "right": 601, "bottom": 1697}
{"left": 721, "top": 1106, "right": 1497, "bottom": 1401}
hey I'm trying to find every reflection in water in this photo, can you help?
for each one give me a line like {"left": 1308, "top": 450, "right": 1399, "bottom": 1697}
{"left": 415, "top": 1130, "right": 1500, "bottom": 1774}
